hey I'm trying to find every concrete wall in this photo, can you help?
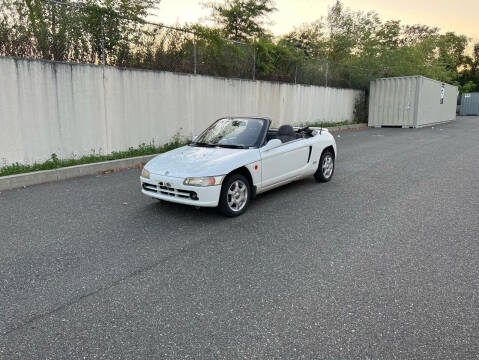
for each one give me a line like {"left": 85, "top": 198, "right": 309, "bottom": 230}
{"left": 0, "top": 57, "right": 362, "bottom": 165}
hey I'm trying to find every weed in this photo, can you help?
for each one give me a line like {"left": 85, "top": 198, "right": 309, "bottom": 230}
{"left": 304, "top": 121, "right": 359, "bottom": 128}
{"left": 0, "top": 139, "right": 187, "bottom": 177}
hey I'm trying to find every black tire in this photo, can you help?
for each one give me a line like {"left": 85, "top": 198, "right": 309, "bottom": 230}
{"left": 218, "top": 173, "right": 251, "bottom": 217}
{"left": 314, "top": 149, "right": 335, "bottom": 182}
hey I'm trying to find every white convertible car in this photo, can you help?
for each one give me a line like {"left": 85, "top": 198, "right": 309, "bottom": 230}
{"left": 141, "top": 117, "right": 337, "bottom": 216}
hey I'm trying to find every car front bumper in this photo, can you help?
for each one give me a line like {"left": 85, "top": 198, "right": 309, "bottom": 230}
{"left": 140, "top": 175, "right": 221, "bottom": 207}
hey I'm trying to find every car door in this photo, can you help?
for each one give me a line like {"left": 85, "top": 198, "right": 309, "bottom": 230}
{"left": 260, "top": 139, "right": 310, "bottom": 188}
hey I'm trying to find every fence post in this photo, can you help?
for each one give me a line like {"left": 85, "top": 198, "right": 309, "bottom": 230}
{"left": 100, "top": 14, "right": 106, "bottom": 66}
{"left": 325, "top": 60, "right": 329, "bottom": 87}
{"left": 252, "top": 42, "right": 256, "bottom": 81}
{"left": 193, "top": 36, "right": 197, "bottom": 75}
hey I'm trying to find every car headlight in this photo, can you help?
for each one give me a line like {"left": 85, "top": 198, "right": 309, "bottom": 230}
{"left": 183, "top": 176, "right": 224, "bottom": 187}
{"left": 141, "top": 168, "right": 150, "bottom": 179}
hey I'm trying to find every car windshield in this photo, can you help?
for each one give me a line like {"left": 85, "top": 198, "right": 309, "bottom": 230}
{"left": 192, "top": 118, "right": 266, "bottom": 148}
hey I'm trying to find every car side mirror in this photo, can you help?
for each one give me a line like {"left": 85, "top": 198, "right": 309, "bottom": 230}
{"left": 262, "top": 139, "right": 282, "bottom": 152}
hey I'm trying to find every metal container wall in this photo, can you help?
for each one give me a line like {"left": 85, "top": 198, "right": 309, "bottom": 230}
{"left": 460, "top": 93, "right": 479, "bottom": 115}
{"left": 369, "top": 76, "right": 458, "bottom": 128}
{"left": 369, "top": 77, "right": 418, "bottom": 127}
{"left": 415, "top": 77, "right": 457, "bottom": 127}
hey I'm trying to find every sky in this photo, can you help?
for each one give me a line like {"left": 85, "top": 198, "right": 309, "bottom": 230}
{"left": 152, "top": 0, "right": 479, "bottom": 42}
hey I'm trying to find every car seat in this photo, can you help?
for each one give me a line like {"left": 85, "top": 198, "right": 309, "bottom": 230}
{"left": 277, "top": 125, "right": 297, "bottom": 143}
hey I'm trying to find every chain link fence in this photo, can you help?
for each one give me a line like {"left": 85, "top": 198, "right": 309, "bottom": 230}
{"left": 0, "top": 0, "right": 373, "bottom": 90}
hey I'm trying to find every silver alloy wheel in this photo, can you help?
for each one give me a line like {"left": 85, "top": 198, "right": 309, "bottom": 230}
{"left": 227, "top": 180, "right": 248, "bottom": 212}
{"left": 322, "top": 154, "right": 334, "bottom": 179}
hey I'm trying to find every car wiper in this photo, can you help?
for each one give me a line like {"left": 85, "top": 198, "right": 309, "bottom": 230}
{"left": 216, "top": 144, "right": 248, "bottom": 149}
{"left": 190, "top": 142, "right": 216, "bottom": 147}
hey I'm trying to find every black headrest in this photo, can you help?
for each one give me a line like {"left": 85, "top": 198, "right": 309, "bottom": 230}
{"left": 278, "top": 125, "right": 294, "bottom": 136}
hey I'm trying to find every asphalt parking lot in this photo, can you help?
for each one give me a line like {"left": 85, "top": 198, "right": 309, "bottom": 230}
{"left": 1, "top": 117, "right": 478, "bottom": 359}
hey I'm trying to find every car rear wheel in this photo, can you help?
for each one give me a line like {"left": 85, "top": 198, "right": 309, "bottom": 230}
{"left": 314, "top": 150, "right": 335, "bottom": 182}
{"left": 218, "top": 174, "right": 250, "bottom": 217}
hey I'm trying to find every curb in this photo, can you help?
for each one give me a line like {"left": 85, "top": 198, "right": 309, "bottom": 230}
{"left": 0, "top": 154, "right": 157, "bottom": 192}
{"left": 0, "top": 124, "right": 369, "bottom": 192}
{"left": 327, "top": 123, "right": 368, "bottom": 133}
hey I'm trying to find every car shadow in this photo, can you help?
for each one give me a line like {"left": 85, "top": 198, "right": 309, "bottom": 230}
{"left": 253, "top": 177, "right": 318, "bottom": 201}
{"left": 140, "top": 176, "right": 323, "bottom": 222}
{"left": 143, "top": 198, "right": 223, "bottom": 223}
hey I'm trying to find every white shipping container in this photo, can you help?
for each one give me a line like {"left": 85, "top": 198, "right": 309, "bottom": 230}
{"left": 368, "top": 76, "right": 458, "bottom": 128}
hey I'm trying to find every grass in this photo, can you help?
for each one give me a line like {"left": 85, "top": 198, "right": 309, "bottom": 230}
{"left": 0, "top": 122, "right": 362, "bottom": 177}
{"left": 0, "top": 139, "right": 187, "bottom": 177}
{"left": 307, "top": 121, "right": 361, "bottom": 128}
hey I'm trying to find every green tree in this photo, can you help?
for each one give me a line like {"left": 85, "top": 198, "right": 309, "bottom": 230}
{"left": 460, "top": 42, "right": 479, "bottom": 86}
{"left": 376, "top": 20, "right": 401, "bottom": 50}
{"left": 203, "top": 0, "right": 276, "bottom": 41}
{"left": 325, "top": 0, "right": 356, "bottom": 62}
{"left": 472, "top": 43, "right": 479, "bottom": 72}
{"left": 437, "top": 32, "right": 468, "bottom": 73}
{"left": 279, "top": 21, "right": 327, "bottom": 58}
{"left": 254, "top": 38, "right": 295, "bottom": 81}
{"left": 401, "top": 24, "right": 439, "bottom": 45}
{"left": 0, "top": 0, "right": 161, "bottom": 62}
{"left": 2, "top": 0, "right": 477, "bottom": 91}
{"left": 460, "top": 81, "right": 477, "bottom": 93}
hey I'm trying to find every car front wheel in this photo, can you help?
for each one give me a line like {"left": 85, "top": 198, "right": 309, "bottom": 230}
{"left": 218, "top": 174, "right": 250, "bottom": 217}
{"left": 314, "top": 150, "right": 335, "bottom": 182}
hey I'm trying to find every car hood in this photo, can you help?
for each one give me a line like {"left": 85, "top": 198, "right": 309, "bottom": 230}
{"left": 145, "top": 145, "right": 259, "bottom": 178}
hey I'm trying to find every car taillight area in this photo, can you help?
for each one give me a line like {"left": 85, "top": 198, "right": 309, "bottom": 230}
{"left": 142, "top": 182, "right": 198, "bottom": 200}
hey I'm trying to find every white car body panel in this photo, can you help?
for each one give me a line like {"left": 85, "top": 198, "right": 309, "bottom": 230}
{"left": 260, "top": 139, "right": 310, "bottom": 189}
{"left": 141, "top": 124, "right": 336, "bottom": 207}
{"left": 141, "top": 173, "right": 221, "bottom": 207}
{"left": 145, "top": 146, "right": 261, "bottom": 179}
